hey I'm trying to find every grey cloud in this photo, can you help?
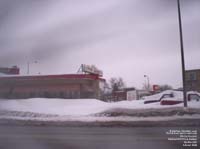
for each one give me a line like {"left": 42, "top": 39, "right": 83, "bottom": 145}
{"left": 0, "top": 0, "right": 199, "bottom": 88}
{"left": 0, "top": 0, "right": 120, "bottom": 65}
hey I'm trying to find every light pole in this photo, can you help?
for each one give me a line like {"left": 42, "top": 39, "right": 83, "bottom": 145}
{"left": 27, "top": 61, "right": 38, "bottom": 75}
{"left": 27, "top": 62, "right": 29, "bottom": 75}
{"left": 177, "top": 0, "right": 187, "bottom": 107}
{"left": 144, "top": 75, "right": 150, "bottom": 91}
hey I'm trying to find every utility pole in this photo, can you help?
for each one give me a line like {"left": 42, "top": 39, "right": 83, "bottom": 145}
{"left": 27, "top": 61, "right": 38, "bottom": 75}
{"left": 177, "top": 0, "right": 187, "bottom": 107}
{"left": 27, "top": 62, "right": 30, "bottom": 75}
{"left": 144, "top": 75, "right": 150, "bottom": 91}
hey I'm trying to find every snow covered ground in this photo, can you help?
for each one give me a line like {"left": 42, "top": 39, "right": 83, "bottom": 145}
{"left": 0, "top": 90, "right": 200, "bottom": 122}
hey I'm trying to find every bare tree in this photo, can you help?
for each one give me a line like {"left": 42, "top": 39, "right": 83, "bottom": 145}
{"left": 142, "top": 83, "right": 151, "bottom": 91}
{"left": 143, "top": 83, "right": 173, "bottom": 92}
{"left": 109, "top": 77, "right": 126, "bottom": 92}
{"left": 159, "top": 84, "right": 173, "bottom": 91}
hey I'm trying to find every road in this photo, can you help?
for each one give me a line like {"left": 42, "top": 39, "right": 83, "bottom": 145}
{"left": 0, "top": 125, "right": 199, "bottom": 149}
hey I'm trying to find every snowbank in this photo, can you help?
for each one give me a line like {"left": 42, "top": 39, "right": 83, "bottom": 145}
{"left": 0, "top": 90, "right": 200, "bottom": 123}
{"left": 0, "top": 73, "right": 20, "bottom": 77}
{"left": 0, "top": 98, "right": 109, "bottom": 116}
{"left": 0, "top": 97, "right": 200, "bottom": 117}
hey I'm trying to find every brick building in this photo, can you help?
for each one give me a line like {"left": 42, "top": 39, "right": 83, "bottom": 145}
{"left": 185, "top": 69, "right": 200, "bottom": 92}
{"left": 0, "top": 74, "right": 105, "bottom": 99}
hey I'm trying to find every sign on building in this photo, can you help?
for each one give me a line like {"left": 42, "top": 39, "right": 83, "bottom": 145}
{"left": 81, "top": 64, "right": 103, "bottom": 76}
{"left": 153, "top": 85, "right": 160, "bottom": 92}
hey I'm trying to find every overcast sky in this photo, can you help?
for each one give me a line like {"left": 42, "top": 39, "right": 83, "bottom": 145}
{"left": 0, "top": 0, "right": 199, "bottom": 89}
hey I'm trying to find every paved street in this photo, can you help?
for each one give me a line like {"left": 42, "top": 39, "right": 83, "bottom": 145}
{"left": 0, "top": 125, "right": 198, "bottom": 149}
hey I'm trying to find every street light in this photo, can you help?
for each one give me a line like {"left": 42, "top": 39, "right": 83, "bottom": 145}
{"left": 27, "top": 61, "right": 38, "bottom": 75}
{"left": 144, "top": 75, "right": 150, "bottom": 91}
{"left": 177, "top": 0, "right": 187, "bottom": 107}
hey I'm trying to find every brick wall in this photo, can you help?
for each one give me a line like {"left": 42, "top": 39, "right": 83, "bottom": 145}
{"left": 0, "top": 75, "right": 102, "bottom": 99}
{"left": 185, "top": 69, "right": 200, "bottom": 92}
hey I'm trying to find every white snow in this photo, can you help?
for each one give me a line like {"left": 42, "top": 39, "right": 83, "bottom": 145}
{"left": 0, "top": 90, "right": 200, "bottom": 122}
{"left": 0, "top": 72, "right": 18, "bottom": 77}
{"left": 0, "top": 98, "right": 109, "bottom": 116}
{"left": 0, "top": 73, "right": 6, "bottom": 76}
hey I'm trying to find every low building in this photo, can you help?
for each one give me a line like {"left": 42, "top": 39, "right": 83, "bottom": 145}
{"left": 0, "top": 66, "right": 20, "bottom": 75}
{"left": 103, "top": 87, "right": 136, "bottom": 101}
{"left": 0, "top": 74, "right": 105, "bottom": 99}
{"left": 185, "top": 69, "right": 200, "bottom": 92}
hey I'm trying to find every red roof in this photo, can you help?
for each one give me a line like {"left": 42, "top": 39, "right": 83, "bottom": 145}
{"left": 0, "top": 74, "right": 106, "bottom": 81}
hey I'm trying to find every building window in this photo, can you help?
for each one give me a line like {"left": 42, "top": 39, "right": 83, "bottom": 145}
{"left": 187, "top": 72, "right": 197, "bottom": 81}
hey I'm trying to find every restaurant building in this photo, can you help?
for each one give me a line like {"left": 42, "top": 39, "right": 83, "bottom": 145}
{"left": 0, "top": 74, "right": 105, "bottom": 99}
{"left": 0, "top": 64, "right": 105, "bottom": 99}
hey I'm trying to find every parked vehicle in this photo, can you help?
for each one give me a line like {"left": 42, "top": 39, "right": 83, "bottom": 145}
{"left": 143, "top": 91, "right": 200, "bottom": 105}
{"left": 144, "top": 93, "right": 174, "bottom": 104}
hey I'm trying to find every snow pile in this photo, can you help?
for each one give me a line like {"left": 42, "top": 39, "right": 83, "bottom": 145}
{"left": 0, "top": 90, "right": 200, "bottom": 122}
{"left": 0, "top": 98, "right": 177, "bottom": 117}
{"left": 0, "top": 74, "right": 21, "bottom": 77}
{"left": 0, "top": 97, "right": 200, "bottom": 117}
{"left": 0, "top": 98, "right": 109, "bottom": 116}
{"left": 0, "top": 73, "right": 6, "bottom": 76}
{"left": 188, "top": 91, "right": 200, "bottom": 96}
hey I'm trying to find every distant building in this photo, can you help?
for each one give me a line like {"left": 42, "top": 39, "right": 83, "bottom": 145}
{"left": 0, "top": 74, "right": 105, "bottom": 99}
{"left": 103, "top": 87, "right": 152, "bottom": 101}
{"left": 0, "top": 66, "right": 20, "bottom": 75}
{"left": 185, "top": 69, "right": 200, "bottom": 92}
{"left": 103, "top": 87, "right": 151, "bottom": 101}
